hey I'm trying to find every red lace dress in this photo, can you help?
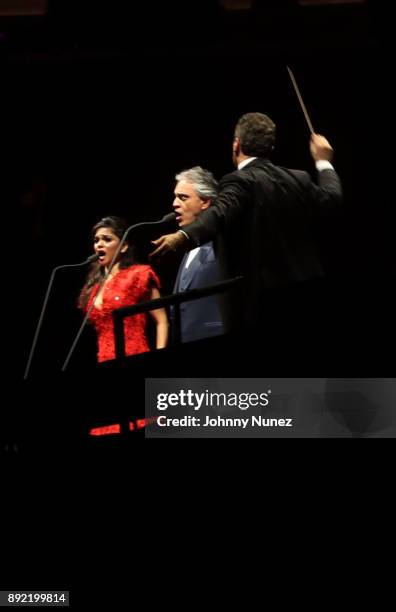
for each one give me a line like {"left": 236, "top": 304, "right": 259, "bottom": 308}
{"left": 86, "top": 265, "right": 160, "bottom": 362}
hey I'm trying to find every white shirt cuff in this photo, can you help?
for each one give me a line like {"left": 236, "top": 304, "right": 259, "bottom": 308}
{"left": 316, "top": 160, "right": 334, "bottom": 172}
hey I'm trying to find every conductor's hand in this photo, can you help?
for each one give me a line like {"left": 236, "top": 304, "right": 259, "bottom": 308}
{"left": 310, "top": 133, "right": 334, "bottom": 162}
{"left": 150, "top": 231, "right": 189, "bottom": 259}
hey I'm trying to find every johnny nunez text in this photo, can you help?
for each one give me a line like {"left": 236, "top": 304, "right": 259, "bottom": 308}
{"left": 157, "top": 416, "right": 293, "bottom": 429}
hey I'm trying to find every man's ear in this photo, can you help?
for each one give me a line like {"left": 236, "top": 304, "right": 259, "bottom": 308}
{"left": 233, "top": 137, "right": 241, "bottom": 155}
{"left": 201, "top": 198, "right": 211, "bottom": 211}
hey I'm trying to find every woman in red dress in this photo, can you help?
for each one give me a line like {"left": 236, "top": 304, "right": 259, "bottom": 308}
{"left": 79, "top": 216, "right": 169, "bottom": 362}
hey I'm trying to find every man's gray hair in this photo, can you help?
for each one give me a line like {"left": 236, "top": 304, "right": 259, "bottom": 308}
{"left": 175, "top": 166, "right": 218, "bottom": 200}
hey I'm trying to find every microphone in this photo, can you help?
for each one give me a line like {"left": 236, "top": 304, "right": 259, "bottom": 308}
{"left": 85, "top": 253, "right": 101, "bottom": 264}
{"left": 23, "top": 253, "right": 101, "bottom": 380}
{"left": 61, "top": 212, "right": 177, "bottom": 372}
{"left": 160, "top": 212, "right": 177, "bottom": 224}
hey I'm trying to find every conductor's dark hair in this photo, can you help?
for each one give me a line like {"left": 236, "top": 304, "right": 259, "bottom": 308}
{"left": 234, "top": 112, "right": 276, "bottom": 157}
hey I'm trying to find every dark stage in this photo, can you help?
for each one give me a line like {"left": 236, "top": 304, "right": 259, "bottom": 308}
{"left": 1, "top": 1, "right": 395, "bottom": 605}
{"left": 1, "top": 0, "right": 393, "bottom": 450}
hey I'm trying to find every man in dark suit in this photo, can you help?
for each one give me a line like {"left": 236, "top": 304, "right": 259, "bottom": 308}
{"left": 152, "top": 113, "right": 342, "bottom": 334}
{"left": 171, "top": 167, "right": 224, "bottom": 343}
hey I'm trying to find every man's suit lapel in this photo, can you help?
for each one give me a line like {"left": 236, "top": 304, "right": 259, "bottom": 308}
{"left": 179, "top": 250, "right": 201, "bottom": 292}
{"left": 183, "top": 244, "right": 215, "bottom": 290}
{"left": 173, "top": 253, "right": 189, "bottom": 292}
{"left": 174, "top": 244, "right": 214, "bottom": 292}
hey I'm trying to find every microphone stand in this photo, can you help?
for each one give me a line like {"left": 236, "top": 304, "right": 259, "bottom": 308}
{"left": 61, "top": 212, "right": 176, "bottom": 372}
{"left": 23, "top": 253, "right": 99, "bottom": 381}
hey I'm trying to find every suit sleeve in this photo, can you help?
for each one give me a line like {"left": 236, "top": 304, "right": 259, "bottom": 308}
{"left": 308, "top": 169, "right": 343, "bottom": 211}
{"left": 184, "top": 173, "right": 253, "bottom": 246}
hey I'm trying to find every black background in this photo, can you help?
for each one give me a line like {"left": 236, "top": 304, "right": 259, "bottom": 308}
{"left": 1, "top": 0, "right": 393, "bottom": 600}
{"left": 1, "top": 0, "right": 391, "bottom": 379}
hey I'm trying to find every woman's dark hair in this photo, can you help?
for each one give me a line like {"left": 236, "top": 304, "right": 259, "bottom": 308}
{"left": 78, "top": 216, "right": 136, "bottom": 309}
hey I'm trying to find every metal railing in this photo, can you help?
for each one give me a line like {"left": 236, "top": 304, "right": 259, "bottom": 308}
{"left": 112, "top": 276, "right": 243, "bottom": 359}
